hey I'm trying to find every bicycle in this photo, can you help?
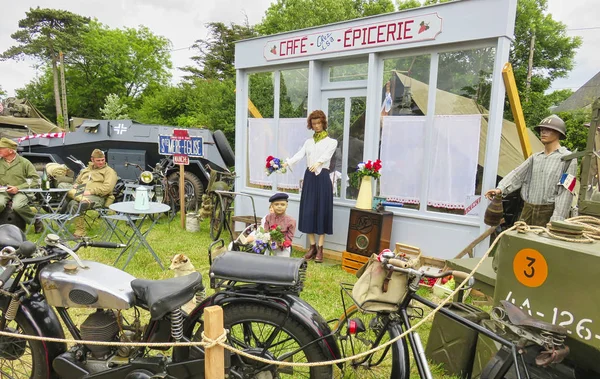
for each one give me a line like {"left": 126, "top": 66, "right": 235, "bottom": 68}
{"left": 206, "top": 168, "right": 236, "bottom": 241}
{"left": 332, "top": 250, "right": 573, "bottom": 379}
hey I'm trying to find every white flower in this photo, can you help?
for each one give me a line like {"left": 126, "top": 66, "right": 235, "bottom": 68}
{"left": 357, "top": 163, "right": 365, "bottom": 170}
{"left": 273, "top": 164, "right": 279, "bottom": 169}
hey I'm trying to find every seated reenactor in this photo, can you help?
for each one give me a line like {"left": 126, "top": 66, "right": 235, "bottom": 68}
{"left": 0, "top": 137, "right": 41, "bottom": 231}
{"left": 64, "top": 149, "right": 118, "bottom": 237}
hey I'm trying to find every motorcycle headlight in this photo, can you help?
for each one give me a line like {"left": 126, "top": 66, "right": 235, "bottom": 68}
{"left": 140, "top": 171, "right": 153, "bottom": 184}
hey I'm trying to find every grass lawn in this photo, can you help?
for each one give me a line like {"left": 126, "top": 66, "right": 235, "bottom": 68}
{"left": 27, "top": 213, "right": 472, "bottom": 378}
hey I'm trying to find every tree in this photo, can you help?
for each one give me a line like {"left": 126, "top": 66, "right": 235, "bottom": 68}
{"left": 15, "top": 20, "right": 173, "bottom": 120}
{"left": 396, "top": 0, "right": 421, "bottom": 10}
{"left": 1, "top": 7, "right": 90, "bottom": 125}
{"left": 181, "top": 21, "right": 257, "bottom": 81}
{"left": 100, "top": 94, "right": 129, "bottom": 119}
{"left": 257, "top": 0, "right": 395, "bottom": 35}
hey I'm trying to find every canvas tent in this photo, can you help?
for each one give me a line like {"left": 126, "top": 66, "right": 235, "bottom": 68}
{"left": 0, "top": 98, "right": 63, "bottom": 139}
{"left": 395, "top": 73, "right": 544, "bottom": 177}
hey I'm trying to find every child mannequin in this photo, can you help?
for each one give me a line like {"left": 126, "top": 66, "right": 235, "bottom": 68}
{"left": 263, "top": 193, "right": 296, "bottom": 257}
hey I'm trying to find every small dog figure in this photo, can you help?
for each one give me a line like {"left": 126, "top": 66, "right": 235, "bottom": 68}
{"left": 169, "top": 254, "right": 197, "bottom": 314}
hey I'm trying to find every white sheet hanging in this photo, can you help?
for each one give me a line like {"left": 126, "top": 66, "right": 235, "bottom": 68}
{"left": 276, "top": 118, "right": 308, "bottom": 189}
{"left": 248, "top": 118, "right": 276, "bottom": 186}
{"left": 380, "top": 116, "right": 426, "bottom": 205}
{"left": 379, "top": 115, "right": 481, "bottom": 209}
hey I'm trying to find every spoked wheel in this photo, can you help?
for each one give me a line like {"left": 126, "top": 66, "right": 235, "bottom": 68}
{"left": 210, "top": 194, "right": 224, "bottom": 241}
{"left": 0, "top": 310, "right": 50, "bottom": 378}
{"left": 334, "top": 305, "right": 399, "bottom": 378}
{"left": 167, "top": 171, "right": 203, "bottom": 214}
{"left": 205, "top": 303, "right": 332, "bottom": 379}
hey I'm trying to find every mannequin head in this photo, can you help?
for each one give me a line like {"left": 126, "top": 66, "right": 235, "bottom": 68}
{"left": 307, "top": 110, "right": 327, "bottom": 131}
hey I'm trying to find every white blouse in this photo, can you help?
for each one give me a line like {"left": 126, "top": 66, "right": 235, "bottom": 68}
{"left": 286, "top": 136, "right": 338, "bottom": 176}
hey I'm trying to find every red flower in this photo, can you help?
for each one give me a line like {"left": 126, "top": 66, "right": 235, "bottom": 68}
{"left": 283, "top": 240, "right": 292, "bottom": 248}
{"left": 270, "top": 224, "right": 278, "bottom": 230}
{"left": 365, "top": 161, "right": 372, "bottom": 170}
{"left": 373, "top": 159, "right": 382, "bottom": 171}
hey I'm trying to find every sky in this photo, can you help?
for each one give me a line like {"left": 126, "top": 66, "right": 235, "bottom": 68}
{"left": 0, "top": 0, "right": 598, "bottom": 98}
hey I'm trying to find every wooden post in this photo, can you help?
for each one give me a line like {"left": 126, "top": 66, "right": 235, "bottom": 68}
{"left": 180, "top": 164, "right": 185, "bottom": 228}
{"left": 204, "top": 306, "right": 225, "bottom": 379}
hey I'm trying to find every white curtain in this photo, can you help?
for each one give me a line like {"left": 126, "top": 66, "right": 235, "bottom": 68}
{"left": 379, "top": 115, "right": 481, "bottom": 209}
{"left": 427, "top": 115, "right": 480, "bottom": 209}
{"left": 277, "top": 118, "right": 308, "bottom": 189}
{"left": 248, "top": 118, "right": 276, "bottom": 186}
{"left": 248, "top": 118, "right": 308, "bottom": 188}
{"left": 380, "top": 116, "right": 426, "bottom": 205}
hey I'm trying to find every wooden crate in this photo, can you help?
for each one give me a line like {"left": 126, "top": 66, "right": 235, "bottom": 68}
{"left": 341, "top": 251, "right": 369, "bottom": 275}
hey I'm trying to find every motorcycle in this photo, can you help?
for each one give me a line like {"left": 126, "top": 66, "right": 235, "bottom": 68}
{"left": 0, "top": 224, "right": 340, "bottom": 378}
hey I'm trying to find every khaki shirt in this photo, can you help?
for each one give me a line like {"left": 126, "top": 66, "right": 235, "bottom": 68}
{"left": 75, "top": 163, "right": 118, "bottom": 198}
{"left": 0, "top": 155, "right": 40, "bottom": 190}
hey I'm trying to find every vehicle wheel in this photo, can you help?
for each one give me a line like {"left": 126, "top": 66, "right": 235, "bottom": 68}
{"left": 333, "top": 305, "right": 403, "bottom": 378}
{"left": 167, "top": 171, "right": 204, "bottom": 213}
{"left": 186, "top": 303, "right": 332, "bottom": 379}
{"left": 213, "top": 130, "right": 235, "bottom": 168}
{"left": 0, "top": 306, "right": 51, "bottom": 378}
{"left": 209, "top": 194, "right": 224, "bottom": 241}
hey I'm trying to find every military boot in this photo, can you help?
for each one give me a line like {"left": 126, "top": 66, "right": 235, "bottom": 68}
{"left": 315, "top": 245, "right": 324, "bottom": 263}
{"left": 73, "top": 216, "right": 86, "bottom": 238}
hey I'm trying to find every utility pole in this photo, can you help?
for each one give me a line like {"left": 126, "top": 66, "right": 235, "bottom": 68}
{"left": 59, "top": 52, "right": 69, "bottom": 131}
{"left": 525, "top": 31, "right": 535, "bottom": 103}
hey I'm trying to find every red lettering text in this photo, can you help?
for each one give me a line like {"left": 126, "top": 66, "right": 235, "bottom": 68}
{"left": 404, "top": 20, "right": 413, "bottom": 39}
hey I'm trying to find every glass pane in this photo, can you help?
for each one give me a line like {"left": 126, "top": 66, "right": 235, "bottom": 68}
{"left": 329, "top": 63, "right": 368, "bottom": 82}
{"left": 279, "top": 68, "right": 308, "bottom": 119}
{"left": 346, "top": 97, "right": 366, "bottom": 200}
{"left": 327, "top": 98, "right": 345, "bottom": 198}
{"left": 428, "top": 47, "right": 495, "bottom": 215}
{"left": 378, "top": 54, "right": 431, "bottom": 210}
{"left": 247, "top": 72, "right": 275, "bottom": 190}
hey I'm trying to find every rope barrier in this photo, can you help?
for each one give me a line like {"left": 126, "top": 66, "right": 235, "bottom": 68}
{"left": 1, "top": 218, "right": 597, "bottom": 369}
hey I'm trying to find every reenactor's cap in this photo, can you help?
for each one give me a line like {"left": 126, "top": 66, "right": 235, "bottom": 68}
{"left": 91, "top": 149, "right": 105, "bottom": 158}
{"left": 0, "top": 137, "right": 18, "bottom": 150}
{"left": 269, "top": 193, "right": 289, "bottom": 202}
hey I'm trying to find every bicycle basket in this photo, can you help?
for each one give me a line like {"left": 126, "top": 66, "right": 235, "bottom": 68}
{"left": 351, "top": 253, "right": 419, "bottom": 312}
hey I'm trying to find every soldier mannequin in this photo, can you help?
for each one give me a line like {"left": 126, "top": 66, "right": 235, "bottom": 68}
{"left": 485, "top": 115, "right": 577, "bottom": 226}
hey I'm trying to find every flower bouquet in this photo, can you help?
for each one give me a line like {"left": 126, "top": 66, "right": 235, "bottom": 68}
{"left": 265, "top": 156, "right": 288, "bottom": 176}
{"left": 250, "top": 224, "right": 292, "bottom": 254}
{"left": 350, "top": 159, "right": 382, "bottom": 188}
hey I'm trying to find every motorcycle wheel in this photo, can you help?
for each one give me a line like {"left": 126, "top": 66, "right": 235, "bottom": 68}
{"left": 167, "top": 171, "right": 203, "bottom": 213}
{"left": 333, "top": 304, "right": 400, "bottom": 378}
{"left": 0, "top": 309, "right": 50, "bottom": 378}
{"left": 188, "top": 303, "right": 332, "bottom": 378}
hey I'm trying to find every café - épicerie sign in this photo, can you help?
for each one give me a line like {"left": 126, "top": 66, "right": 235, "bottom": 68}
{"left": 264, "top": 13, "right": 442, "bottom": 61}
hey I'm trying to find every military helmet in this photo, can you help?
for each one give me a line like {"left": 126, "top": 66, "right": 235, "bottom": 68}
{"left": 534, "top": 114, "right": 566, "bottom": 140}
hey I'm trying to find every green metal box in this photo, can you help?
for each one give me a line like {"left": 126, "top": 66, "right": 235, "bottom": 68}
{"left": 471, "top": 319, "right": 503, "bottom": 379}
{"left": 494, "top": 230, "right": 600, "bottom": 374}
{"left": 425, "top": 302, "right": 490, "bottom": 378}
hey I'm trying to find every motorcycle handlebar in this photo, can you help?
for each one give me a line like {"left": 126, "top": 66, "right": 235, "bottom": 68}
{"left": 84, "top": 241, "right": 126, "bottom": 249}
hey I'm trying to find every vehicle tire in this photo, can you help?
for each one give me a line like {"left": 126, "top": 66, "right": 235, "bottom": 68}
{"left": 333, "top": 304, "right": 406, "bottom": 378}
{"left": 186, "top": 303, "right": 332, "bottom": 379}
{"left": 213, "top": 130, "right": 235, "bottom": 168}
{"left": 167, "top": 171, "right": 203, "bottom": 213}
{"left": 209, "top": 194, "right": 224, "bottom": 241}
{"left": 0, "top": 305, "right": 51, "bottom": 378}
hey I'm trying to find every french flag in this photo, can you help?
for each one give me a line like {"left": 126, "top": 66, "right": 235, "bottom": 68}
{"left": 559, "top": 173, "right": 576, "bottom": 192}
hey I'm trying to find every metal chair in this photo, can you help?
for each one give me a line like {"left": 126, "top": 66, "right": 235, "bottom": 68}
{"left": 35, "top": 186, "right": 93, "bottom": 241}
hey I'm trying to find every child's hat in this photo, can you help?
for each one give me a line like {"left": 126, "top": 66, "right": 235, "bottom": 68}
{"left": 269, "top": 193, "right": 289, "bottom": 202}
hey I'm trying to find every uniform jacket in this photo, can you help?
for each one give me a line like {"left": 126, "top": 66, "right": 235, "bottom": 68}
{"left": 75, "top": 163, "right": 118, "bottom": 198}
{"left": 0, "top": 155, "right": 40, "bottom": 190}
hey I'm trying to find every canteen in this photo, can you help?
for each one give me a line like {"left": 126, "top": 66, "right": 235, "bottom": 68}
{"left": 134, "top": 186, "right": 150, "bottom": 211}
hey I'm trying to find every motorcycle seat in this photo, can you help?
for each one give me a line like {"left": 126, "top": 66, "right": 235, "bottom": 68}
{"left": 0, "top": 224, "right": 26, "bottom": 250}
{"left": 131, "top": 272, "right": 204, "bottom": 320}
{"left": 210, "top": 251, "right": 306, "bottom": 288}
{"left": 501, "top": 300, "right": 567, "bottom": 335}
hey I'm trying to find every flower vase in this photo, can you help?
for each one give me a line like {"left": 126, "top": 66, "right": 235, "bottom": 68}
{"left": 355, "top": 176, "right": 373, "bottom": 210}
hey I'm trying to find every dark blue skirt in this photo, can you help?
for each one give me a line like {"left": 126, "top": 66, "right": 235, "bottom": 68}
{"left": 298, "top": 168, "right": 333, "bottom": 235}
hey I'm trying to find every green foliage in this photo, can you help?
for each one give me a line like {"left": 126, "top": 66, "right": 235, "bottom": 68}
{"left": 257, "top": 0, "right": 395, "bottom": 35}
{"left": 396, "top": 0, "right": 422, "bottom": 10}
{"left": 133, "top": 79, "right": 237, "bottom": 146}
{"left": 100, "top": 93, "right": 130, "bottom": 119}
{"left": 181, "top": 22, "right": 257, "bottom": 81}
{"left": 557, "top": 108, "right": 592, "bottom": 153}
{"left": 14, "top": 20, "right": 172, "bottom": 119}
{"left": 0, "top": 85, "right": 6, "bottom": 99}
{"left": 1, "top": 7, "right": 90, "bottom": 62}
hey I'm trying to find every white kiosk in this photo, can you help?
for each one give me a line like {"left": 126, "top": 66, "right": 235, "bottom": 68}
{"left": 234, "top": 0, "right": 525, "bottom": 259}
